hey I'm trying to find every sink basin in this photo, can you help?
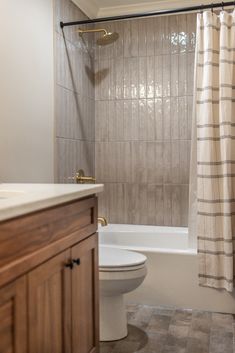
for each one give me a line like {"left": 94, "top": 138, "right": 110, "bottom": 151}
{"left": 0, "top": 190, "right": 25, "bottom": 199}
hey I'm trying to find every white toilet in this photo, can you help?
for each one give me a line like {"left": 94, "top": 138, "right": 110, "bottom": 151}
{"left": 99, "top": 246, "right": 147, "bottom": 341}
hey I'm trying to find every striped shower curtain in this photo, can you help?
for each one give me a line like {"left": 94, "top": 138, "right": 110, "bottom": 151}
{"left": 195, "top": 10, "right": 235, "bottom": 292}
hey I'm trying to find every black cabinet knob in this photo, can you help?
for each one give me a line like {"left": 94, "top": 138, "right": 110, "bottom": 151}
{"left": 65, "top": 261, "right": 74, "bottom": 269}
{"left": 73, "top": 258, "right": 81, "bottom": 266}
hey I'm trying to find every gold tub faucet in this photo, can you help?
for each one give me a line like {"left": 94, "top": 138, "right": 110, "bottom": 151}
{"left": 98, "top": 217, "right": 108, "bottom": 227}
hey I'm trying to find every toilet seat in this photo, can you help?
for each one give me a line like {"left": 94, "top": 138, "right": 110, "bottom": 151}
{"left": 99, "top": 246, "right": 147, "bottom": 272}
{"left": 100, "top": 264, "right": 145, "bottom": 272}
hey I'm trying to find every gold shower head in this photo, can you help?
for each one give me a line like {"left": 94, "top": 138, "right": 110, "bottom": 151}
{"left": 76, "top": 28, "right": 119, "bottom": 46}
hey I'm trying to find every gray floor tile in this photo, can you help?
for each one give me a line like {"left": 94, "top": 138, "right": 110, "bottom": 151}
{"left": 211, "top": 313, "right": 234, "bottom": 333}
{"left": 137, "top": 332, "right": 167, "bottom": 353}
{"left": 171, "top": 309, "right": 192, "bottom": 327}
{"left": 186, "top": 337, "right": 209, "bottom": 353}
{"left": 147, "top": 314, "right": 172, "bottom": 334}
{"left": 209, "top": 329, "right": 233, "bottom": 353}
{"left": 100, "top": 305, "right": 235, "bottom": 353}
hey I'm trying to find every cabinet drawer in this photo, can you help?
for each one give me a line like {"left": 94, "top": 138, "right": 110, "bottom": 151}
{"left": 0, "top": 196, "right": 98, "bottom": 287}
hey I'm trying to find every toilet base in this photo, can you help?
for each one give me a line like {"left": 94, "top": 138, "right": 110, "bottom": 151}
{"left": 100, "top": 294, "right": 128, "bottom": 341}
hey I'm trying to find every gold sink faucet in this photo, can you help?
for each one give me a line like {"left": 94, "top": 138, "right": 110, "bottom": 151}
{"left": 98, "top": 217, "right": 108, "bottom": 227}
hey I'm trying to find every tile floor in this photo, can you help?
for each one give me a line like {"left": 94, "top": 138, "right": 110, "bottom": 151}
{"left": 100, "top": 304, "right": 235, "bottom": 353}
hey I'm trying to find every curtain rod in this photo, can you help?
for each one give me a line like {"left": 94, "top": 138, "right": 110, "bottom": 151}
{"left": 60, "top": 1, "right": 234, "bottom": 28}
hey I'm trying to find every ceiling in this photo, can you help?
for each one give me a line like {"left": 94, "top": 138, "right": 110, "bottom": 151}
{"left": 71, "top": 0, "right": 222, "bottom": 19}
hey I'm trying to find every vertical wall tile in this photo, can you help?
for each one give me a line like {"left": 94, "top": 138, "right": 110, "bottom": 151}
{"left": 155, "top": 185, "right": 164, "bottom": 224}
{"left": 179, "top": 140, "right": 190, "bottom": 184}
{"left": 124, "top": 20, "right": 139, "bottom": 57}
{"left": 147, "top": 184, "right": 157, "bottom": 225}
{"left": 108, "top": 100, "right": 124, "bottom": 141}
{"left": 178, "top": 14, "right": 187, "bottom": 53}
{"left": 114, "top": 21, "right": 124, "bottom": 58}
{"left": 123, "top": 21, "right": 131, "bottom": 57}
{"left": 162, "top": 55, "right": 171, "bottom": 97}
{"left": 187, "top": 96, "right": 193, "bottom": 139}
{"left": 171, "top": 185, "right": 181, "bottom": 226}
{"left": 131, "top": 57, "right": 139, "bottom": 99}
{"left": 123, "top": 100, "right": 132, "bottom": 141}
{"left": 139, "top": 57, "right": 147, "bottom": 98}
{"left": 155, "top": 142, "right": 164, "bottom": 184}
{"left": 147, "top": 99, "right": 155, "bottom": 141}
{"left": 147, "top": 142, "right": 156, "bottom": 184}
{"left": 124, "top": 100, "right": 140, "bottom": 141}
{"left": 124, "top": 57, "right": 132, "bottom": 99}
{"left": 132, "top": 100, "right": 139, "bottom": 140}
{"left": 131, "top": 142, "right": 147, "bottom": 183}
{"left": 115, "top": 57, "right": 124, "bottom": 99}
{"left": 162, "top": 16, "right": 171, "bottom": 54}
{"left": 146, "top": 18, "right": 155, "bottom": 56}
{"left": 95, "top": 100, "right": 109, "bottom": 141}
{"left": 139, "top": 184, "right": 148, "bottom": 224}
{"left": 164, "top": 185, "right": 172, "bottom": 226}
{"left": 155, "top": 55, "right": 163, "bottom": 97}
{"left": 170, "top": 54, "right": 179, "bottom": 97}
{"left": 163, "top": 141, "right": 172, "bottom": 183}
{"left": 95, "top": 142, "right": 109, "bottom": 182}
{"left": 163, "top": 98, "right": 171, "bottom": 140}
{"left": 171, "top": 97, "right": 179, "bottom": 140}
{"left": 97, "top": 183, "right": 109, "bottom": 219}
{"left": 179, "top": 53, "right": 187, "bottom": 96}
{"left": 181, "top": 185, "right": 189, "bottom": 226}
{"left": 99, "top": 59, "right": 110, "bottom": 100}
{"left": 109, "top": 58, "right": 116, "bottom": 99}
{"left": 154, "top": 17, "right": 163, "bottom": 55}
{"left": 171, "top": 141, "right": 180, "bottom": 184}
{"left": 147, "top": 57, "right": 155, "bottom": 98}
{"left": 147, "top": 142, "right": 163, "bottom": 184}
{"left": 187, "top": 52, "right": 195, "bottom": 96}
{"left": 187, "top": 14, "right": 196, "bottom": 52}
{"left": 179, "top": 96, "right": 188, "bottom": 140}
{"left": 170, "top": 15, "right": 179, "bottom": 54}
{"left": 139, "top": 99, "right": 147, "bottom": 140}
{"left": 138, "top": 19, "right": 147, "bottom": 57}
{"left": 155, "top": 98, "right": 163, "bottom": 140}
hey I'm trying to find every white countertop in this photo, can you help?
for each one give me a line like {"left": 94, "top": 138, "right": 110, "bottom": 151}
{"left": 0, "top": 183, "right": 104, "bottom": 222}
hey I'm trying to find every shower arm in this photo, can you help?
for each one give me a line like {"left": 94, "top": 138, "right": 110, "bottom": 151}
{"left": 75, "top": 28, "right": 108, "bottom": 36}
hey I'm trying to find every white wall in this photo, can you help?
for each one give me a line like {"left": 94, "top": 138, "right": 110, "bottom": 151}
{"left": 0, "top": 0, "right": 54, "bottom": 183}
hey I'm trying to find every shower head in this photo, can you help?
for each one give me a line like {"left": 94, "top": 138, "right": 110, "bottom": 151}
{"left": 76, "top": 28, "right": 119, "bottom": 46}
{"left": 96, "top": 31, "right": 119, "bottom": 46}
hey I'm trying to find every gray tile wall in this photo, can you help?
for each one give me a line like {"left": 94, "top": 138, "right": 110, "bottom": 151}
{"left": 54, "top": 0, "right": 95, "bottom": 183}
{"left": 94, "top": 14, "right": 196, "bottom": 226}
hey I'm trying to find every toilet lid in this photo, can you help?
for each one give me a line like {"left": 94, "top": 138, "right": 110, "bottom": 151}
{"left": 99, "top": 246, "right": 147, "bottom": 269}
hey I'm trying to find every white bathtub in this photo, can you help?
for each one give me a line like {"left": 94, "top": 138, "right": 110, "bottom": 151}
{"left": 99, "top": 224, "right": 195, "bottom": 255}
{"left": 99, "top": 224, "right": 235, "bottom": 314}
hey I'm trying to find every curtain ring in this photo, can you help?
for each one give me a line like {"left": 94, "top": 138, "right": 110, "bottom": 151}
{"left": 221, "top": 1, "right": 224, "bottom": 11}
{"left": 211, "top": 3, "right": 214, "bottom": 13}
{"left": 200, "top": 4, "right": 203, "bottom": 14}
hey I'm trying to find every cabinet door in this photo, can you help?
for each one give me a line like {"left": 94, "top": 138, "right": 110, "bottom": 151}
{"left": 28, "top": 249, "right": 71, "bottom": 353}
{"left": 0, "top": 276, "right": 27, "bottom": 353}
{"left": 71, "top": 233, "right": 99, "bottom": 353}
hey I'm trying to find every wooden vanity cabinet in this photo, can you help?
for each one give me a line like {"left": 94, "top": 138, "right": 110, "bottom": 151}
{"left": 0, "top": 196, "right": 99, "bottom": 353}
{"left": 0, "top": 276, "right": 27, "bottom": 353}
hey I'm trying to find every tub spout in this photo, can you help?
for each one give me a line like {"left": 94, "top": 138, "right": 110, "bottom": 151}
{"left": 98, "top": 217, "right": 108, "bottom": 227}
